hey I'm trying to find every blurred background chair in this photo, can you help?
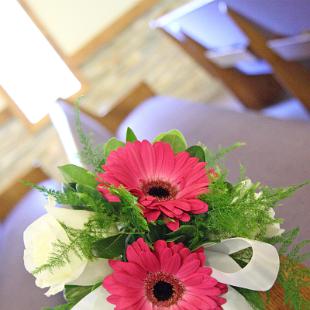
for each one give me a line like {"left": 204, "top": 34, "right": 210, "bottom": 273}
{"left": 152, "top": 0, "right": 310, "bottom": 112}
{"left": 227, "top": 5, "right": 310, "bottom": 111}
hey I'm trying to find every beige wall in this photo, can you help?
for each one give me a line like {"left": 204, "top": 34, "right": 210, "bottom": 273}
{"left": 23, "top": 0, "right": 142, "bottom": 56}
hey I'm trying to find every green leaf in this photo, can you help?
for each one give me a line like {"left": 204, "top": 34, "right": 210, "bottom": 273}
{"left": 43, "top": 305, "right": 73, "bottom": 310}
{"left": 234, "top": 287, "right": 265, "bottom": 310}
{"left": 74, "top": 103, "right": 104, "bottom": 172}
{"left": 203, "top": 142, "right": 245, "bottom": 167}
{"left": 103, "top": 138, "right": 125, "bottom": 159}
{"left": 186, "top": 145, "right": 206, "bottom": 162}
{"left": 214, "top": 142, "right": 245, "bottom": 161}
{"left": 153, "top": 129, "right": 187, "bottom": 153}
{"left": 166, "top": 225, "right": 196, "bottom": 242}
{"left": 44, "top": 283, "right": 102, "bottom": 310}
{"left": 92, "top": 234, "right": 128, "bottom": 258}
{"left": 58, "top": 164, "right": 97, "bottom": 188}
{"left": 109, "top": 185, "right": 149, "bottom": 233}
{"left": 126, "top": 127, "right": 138, "bottom": 142}
{"left": 64, "top": 283, "right": 101, "bottom": 304}
{"left": 147, "top": 223, "right": 169, "bottom": 243}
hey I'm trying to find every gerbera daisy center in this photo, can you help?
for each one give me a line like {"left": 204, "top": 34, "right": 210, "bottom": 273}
{"left": 144, "top": 272, "right": 184, "bottom": 307}
{"left": 153, "top": 281, "right": 173, "bottom": 301}
{"left": 142, "top": 180, "right": 177, "bottom": 200}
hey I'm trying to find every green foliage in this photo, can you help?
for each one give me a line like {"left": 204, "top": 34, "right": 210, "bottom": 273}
{"left": 153, "top": 129, "right": 187, "bottom": 153}
{"left": 194, "top": 173, "right": 305, "bottom": 245}
{"left": 202, "top": 142, "right": 245, "bottom": 167}
{"left": 126, "top": 127, "right": 138, "bottom": 142}
{"left": 58, "top": 164, "right": 97, "bottom": 188}
{"left": 260, "top": 182, "right": 308, "bottom": 209}
{"left": 108, "top": 185, "right": 149, "bottom": 233}
{"left": 230, "top": 247, "right": 253, "bottom": 268}
{"left": 166, "top": 225, "right": 196, "bottom": 243}
{"left": 102, "top": 137, "right": 125, "bottom": 159}
{"left": 27, "top": 182, "right": 110, "bottom": 213}
{"left": 75, "top": 105, "right": 103, "bottom": 172}
{"left": 44, "top": 305, "right": 72, "bottom": 310}
{"left": 186, "top": 145, "right": 205, "bottom": 162}
{"left": 64, "top": 283, "right": 101, "bottom": 306}
{"left": 198, "top": 175, "right": 275, "bottom": 241}
{"left": 92, "top": 234, "right": 128, "bottom": 258}
{"left": 234, "top": 287, "right": 265, "bottom": 310}
{"left": 268, "top": 229, "right": 310, "bottom": 309}
{"left": 146, "top": 223, "right": 169, "bottom": 244}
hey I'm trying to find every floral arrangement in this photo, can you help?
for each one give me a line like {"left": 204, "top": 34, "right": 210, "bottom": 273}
{"left": 23, "top": 126, "right": 309, "bottom": 310}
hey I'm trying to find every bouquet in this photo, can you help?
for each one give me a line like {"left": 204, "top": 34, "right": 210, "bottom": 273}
{"left": 23, "top": 127, "right": 309, "bottom": 309}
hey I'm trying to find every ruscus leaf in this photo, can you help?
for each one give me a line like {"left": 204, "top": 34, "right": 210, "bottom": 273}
{"left": 103, "top": 138, "right": 125, "bottom": 159}
{"left": 186, "top": 145, "right": 206, "bottom": 162}
{"left": 153, "top": 129, "right": 187, "bottom": 153}
{"left": 92, "top": 234, "right": 128, "bottom": 259}
{"left": 126, "top": 127, "right": 138, "bottom": 142}
{"left": 58, "top": 164, "right": 97, "bottom": 188}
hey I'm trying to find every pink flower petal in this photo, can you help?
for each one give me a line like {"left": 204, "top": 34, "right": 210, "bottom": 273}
{"left": 103, "top": 239, "right": 226, "bottom": 309}
{"left": 97, "top": 140, "right": 210, "bottom": 231}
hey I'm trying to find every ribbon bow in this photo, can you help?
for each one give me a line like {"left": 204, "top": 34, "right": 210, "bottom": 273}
{"left": 204, "top": 238, "right": 280, "bottom": 309}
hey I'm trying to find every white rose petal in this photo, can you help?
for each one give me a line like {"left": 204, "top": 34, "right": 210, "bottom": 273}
{"left": 265, "top": 208, "right": 285, "bottom": 238}
{"left": 24, "top": 214, "right": 87, "bottom": 296}
{"left": 255, "top": 191, "right": 284, "bottom": 238}
{"left": 70, "top": 259, "right": 112, "bottom": 286}
{"left": 45, "top": 196, "right": 94, "bottom": 229}
{"left": 240, "top": 178, "right": 253, "bottom": 190}
{"left": 23, "top": 196, "right": 106, "bottom": 296}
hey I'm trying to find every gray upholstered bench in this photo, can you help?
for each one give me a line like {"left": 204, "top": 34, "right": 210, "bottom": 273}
{"left": 1, "top": 93, "right": 309, "bottom": 309}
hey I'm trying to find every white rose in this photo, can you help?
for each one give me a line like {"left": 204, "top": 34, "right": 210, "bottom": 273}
{"left": 231, "top": 178, "right": 253, "bottom": 203}
{"left": 255, "top": 191, "right": 285, "bottom": 238}
{"left": 233, "top": 179, "right": 284, "bottom": 239}
{"left": 265, "top": 208, "right": 285, "bottom": 238}
{"left": 24, "top": 197, "right": 111, "bottom": 296}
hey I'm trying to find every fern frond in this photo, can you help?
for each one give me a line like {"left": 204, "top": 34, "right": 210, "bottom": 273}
{"left": 75, "top": 104, "right": 104, "bottom": 171}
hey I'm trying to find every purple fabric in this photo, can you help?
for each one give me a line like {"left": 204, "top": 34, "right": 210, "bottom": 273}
{"left": 117, "top": 96, "right": 310, "bottom": 251}
{"left": 0, "top": 180, "right": 65, "bottom": 309}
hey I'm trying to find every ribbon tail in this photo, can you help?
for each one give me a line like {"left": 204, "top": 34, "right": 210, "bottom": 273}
{"left": 222, "top": 286, "right": 253, "bottom": 310}
{"left": 72, "top": 286, "right": 114, "bottom": 310}
{"left": 205, "top": 238, "right": 280, "bottom": 291}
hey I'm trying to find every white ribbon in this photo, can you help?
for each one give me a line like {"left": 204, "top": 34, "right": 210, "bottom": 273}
{"left": 72, "top": 286, "right": 113, "bottom": 310}
{"left": 204, "top": 238, "right": 280, "bottom": 309}
{"left": 221, "top": 286, "right": 252, "bottom": 310}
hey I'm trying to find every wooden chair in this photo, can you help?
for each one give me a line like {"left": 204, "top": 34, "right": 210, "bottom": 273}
{"left": 152, "top": 0, "right": 285, "bottom": 110}
{"left": 227, "top": 8, "right": 310, "bottom": 111}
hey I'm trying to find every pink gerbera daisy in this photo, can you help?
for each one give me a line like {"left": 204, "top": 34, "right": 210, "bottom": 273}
{"left": 97, "top": 140, "right": 209, "bottom": 231}
{"left": 103, "top": 238, "right": 227, "bottom": 309}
